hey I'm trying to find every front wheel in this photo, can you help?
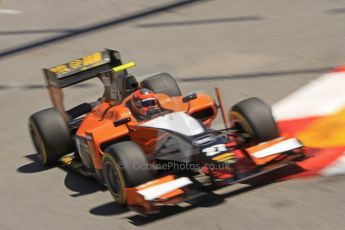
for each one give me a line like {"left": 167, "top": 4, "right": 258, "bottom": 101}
{"left": 229, "top": 97, "right": 279, "bottom": 145}
{"left": 102, "top": 141, "right": 153, "bottom": 204}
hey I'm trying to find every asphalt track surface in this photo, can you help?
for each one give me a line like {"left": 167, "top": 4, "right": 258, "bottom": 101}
{"left": 1, "top": 1, "right": 345, "bottom": 229}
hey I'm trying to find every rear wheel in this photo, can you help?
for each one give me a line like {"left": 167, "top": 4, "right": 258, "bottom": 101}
{"left": 102, "top": 141, "right": 153, "bottom": 204}
{"left": 141, "top": 72, "right": 182, "bottom": 97}
{"left": 29, "top": 108, "right": 74, "bottom": 165}
{"left": 230, "top": 97, "right": 279, "bottom": 145}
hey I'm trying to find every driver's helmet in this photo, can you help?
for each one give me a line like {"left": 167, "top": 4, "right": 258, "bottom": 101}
{"left": 130, "top": 88, "right": 158, "bottom": 118}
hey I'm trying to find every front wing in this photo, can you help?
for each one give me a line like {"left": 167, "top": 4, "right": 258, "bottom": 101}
{"left": 125, "top": 137, "right": 304, "bottom": 215}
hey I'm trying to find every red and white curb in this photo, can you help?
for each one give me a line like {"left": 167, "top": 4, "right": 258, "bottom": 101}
{"left": 321, "top": 152, "right": 345, "bottom": 176}
{"left": 273, "top": 65, "right": 345, "bottom": 178}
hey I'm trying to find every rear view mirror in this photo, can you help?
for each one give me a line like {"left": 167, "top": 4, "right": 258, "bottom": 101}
{"left": 114, "top": 117, "right": 131, "bottom": 127}
{"left": 183, "top": 92, "right": 197, "bottom": 103}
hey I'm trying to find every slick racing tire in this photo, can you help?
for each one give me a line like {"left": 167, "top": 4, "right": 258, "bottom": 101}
{"left": 103, "top": 141, "right": 153, "bottom": 205}
{"left": 230, "top": 97, "right": 279, "bottom": 144}
{"left": 141, "top": 72, "right": 182, "bottom": 97}
{"left": 29, "top": 108, "right": 74, "bottom": 165}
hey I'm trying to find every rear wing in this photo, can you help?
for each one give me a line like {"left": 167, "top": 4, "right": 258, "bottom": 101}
{"left": 43, "top": 49, "right": 122, "bottom": 88}
{"left": 43, "top": 49, "right": 138, "bottom": 120}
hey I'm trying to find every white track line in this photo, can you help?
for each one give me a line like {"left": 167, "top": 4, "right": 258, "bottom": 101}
{"left": 0, "top": 9, "right": 22, "bottom": 14}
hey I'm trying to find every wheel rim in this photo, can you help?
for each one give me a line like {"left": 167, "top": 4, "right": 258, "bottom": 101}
{"left": 105, "top": 161, "right": 120, "bottom": 200}
{"left": 29, "top": 122, "right": 48, "bottom": 164}
{"left": 230, "top": 112, "right": 253, "bottom": 135}
{"left": 230, "top": 111, "right": 256, "bottom": 145}
{"left": 29, "top": 124, "right": 40, "bottom": 151}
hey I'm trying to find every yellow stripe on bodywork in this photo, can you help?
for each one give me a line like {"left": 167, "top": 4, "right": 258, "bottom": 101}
{"left": 212, "top": 152, "right": 236, "bottom": 163}
{"left": 297, "top": 108, "right": 345, "bottom": 148}
{"left": 112, "top": 62, "right": 136, "bottom": 73}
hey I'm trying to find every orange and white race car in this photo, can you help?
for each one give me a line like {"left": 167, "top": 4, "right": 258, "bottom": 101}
{"left": 29, "top": 49, "right": 305, "bottom": 215}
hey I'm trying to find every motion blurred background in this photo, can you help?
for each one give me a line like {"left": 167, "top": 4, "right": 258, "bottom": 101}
{"left": 1, "top": 1, "right": 345, "bottom": 229}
